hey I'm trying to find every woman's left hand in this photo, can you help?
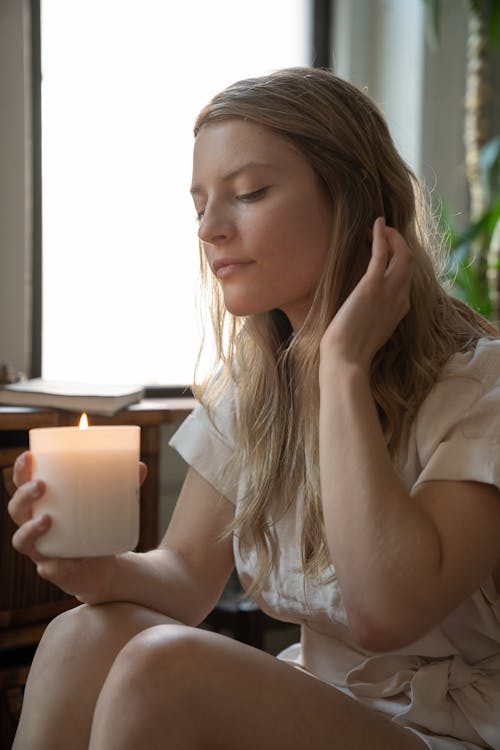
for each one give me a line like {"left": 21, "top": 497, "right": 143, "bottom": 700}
{"left": 320, "top": 217, "right": 413, "bottom": 373}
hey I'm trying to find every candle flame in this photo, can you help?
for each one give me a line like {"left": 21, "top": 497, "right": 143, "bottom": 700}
{"left": 79, "top": 413, "right": 89, "bottom": 430}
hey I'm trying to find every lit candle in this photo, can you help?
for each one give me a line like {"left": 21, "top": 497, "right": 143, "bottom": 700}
{"left": 29, "top": 414, "right": 140, "bottom": 557}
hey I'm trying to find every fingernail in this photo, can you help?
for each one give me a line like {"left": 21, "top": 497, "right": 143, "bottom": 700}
{"left": 37, "top": 514, "right": 50, "bottom": 530}
{"left": 30, "top": 481, "right": 43, "bottom": 499}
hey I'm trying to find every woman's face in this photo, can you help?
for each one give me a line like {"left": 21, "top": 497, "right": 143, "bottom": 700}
{"left": 191, "top": 119, "right": 332, "bottom": 330}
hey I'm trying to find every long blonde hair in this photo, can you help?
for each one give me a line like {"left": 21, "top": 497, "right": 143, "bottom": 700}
{"left": 192, "top": 67, "right": 496, "bottom": 591}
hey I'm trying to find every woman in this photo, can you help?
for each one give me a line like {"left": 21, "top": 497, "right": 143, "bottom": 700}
{"left": 9, "top": 68, "right": 500, "bottom": 749}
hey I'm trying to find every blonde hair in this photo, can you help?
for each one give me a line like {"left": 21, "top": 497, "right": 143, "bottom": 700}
{"left": 192, "top": 67, "right": 496, "bottom": 592}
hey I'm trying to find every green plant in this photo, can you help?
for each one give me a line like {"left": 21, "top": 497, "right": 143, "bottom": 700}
{"left": 443, "top": 136, "right": 500, "bottom": 318}
{"left": 424, "top": 0, "right": 500, "bottom": 321}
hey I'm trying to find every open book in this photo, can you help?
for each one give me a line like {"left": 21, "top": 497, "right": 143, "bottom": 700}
{"left": 0, "top": 379, "right": 145, "bottom": 416}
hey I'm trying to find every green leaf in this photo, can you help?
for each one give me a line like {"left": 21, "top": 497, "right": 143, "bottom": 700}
{"left": 479, "top": 135, "right": 500, "bottom": 203}
{"left": 489, "top": 0, "right": 500, "bottom": 46}
{"left": 451, "top": 261, "right": 492, "bottom": 316}
{"left": 450, "top": 211, "right": 494, "bottom": 249}
{"left": 423, "top": 0, "right": 441, "bottom": 48}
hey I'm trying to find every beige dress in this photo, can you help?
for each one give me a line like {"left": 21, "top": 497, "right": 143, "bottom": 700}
{"left": 170, "top": 339, "right": 500, "bottom": 750}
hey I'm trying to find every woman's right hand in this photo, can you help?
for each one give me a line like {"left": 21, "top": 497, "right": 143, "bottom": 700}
{"left": 319, "top": 218, "right": 413, "bottom": 375}
{"left": 8, "top": 451, "right": 118, "bottom": 603}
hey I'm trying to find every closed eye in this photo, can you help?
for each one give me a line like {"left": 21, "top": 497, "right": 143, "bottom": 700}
{"left": 194, "top": 186, "right": 269, "bottom": 222}
{"left": 237, "top": 187, "right": 269, "bottom": 202}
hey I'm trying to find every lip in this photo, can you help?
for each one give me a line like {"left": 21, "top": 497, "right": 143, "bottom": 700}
{"left": 212, "top": 257, "right": 255, "bottom": 279}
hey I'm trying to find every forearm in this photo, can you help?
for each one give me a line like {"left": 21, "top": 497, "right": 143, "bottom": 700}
{"left": 319, "top": 362, "right": 443, "bottom": 648}
{"left": 83, "top": 547, "right": 225, "bottom": 626}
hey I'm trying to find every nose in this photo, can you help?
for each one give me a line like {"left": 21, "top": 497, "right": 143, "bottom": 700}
{"left": 197, "top": 202, "right": 234, "bottom": 245}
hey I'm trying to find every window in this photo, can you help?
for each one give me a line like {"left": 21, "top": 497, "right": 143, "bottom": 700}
{"left": 39, "top": 0, "right": 316, "bottom": 388}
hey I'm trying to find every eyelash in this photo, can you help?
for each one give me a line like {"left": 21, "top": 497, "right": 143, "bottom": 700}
{"left": 237, "top": 187, "right": 269, "bottom": 202}
{"left": 195, "top": 187, "right": 269, "bottom": 222}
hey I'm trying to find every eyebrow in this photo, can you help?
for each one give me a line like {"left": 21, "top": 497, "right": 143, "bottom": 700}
{"left": 190, "top": 161, "right": 277, "bottom": 196}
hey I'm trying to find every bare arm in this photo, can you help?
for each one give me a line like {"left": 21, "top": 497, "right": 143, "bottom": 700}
{"left": 90, "top": 467, "right": 235, "bottom": 625}
{"left": 319, "top": 218, "right": 500, "bottom": 651}
{"left": 105, "top": 468, "right": 235, "bottom": 625}
{"left": 10, "top": 456, "right": 235, "bottom": 626}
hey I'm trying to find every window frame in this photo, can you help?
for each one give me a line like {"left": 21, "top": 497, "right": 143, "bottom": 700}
{"left": 29, "top": 0, "right": 333, "bottom": 396}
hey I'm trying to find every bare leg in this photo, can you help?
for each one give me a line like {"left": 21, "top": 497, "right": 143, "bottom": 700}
{"left": 12, "top": 603, "right": 179, "bottom": 750}
{"left": 89, "top": 625, "right": 427, "bottom": 750}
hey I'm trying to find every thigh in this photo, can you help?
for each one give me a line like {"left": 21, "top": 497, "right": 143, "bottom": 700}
{"left": 90, "top": 625, "right": 428, "bottom": 750}
{"left": 30, "top": 600, "right": 180, "bottom": 686}
{"left": 14, "top": 603, "right": 181, "bottom": 750}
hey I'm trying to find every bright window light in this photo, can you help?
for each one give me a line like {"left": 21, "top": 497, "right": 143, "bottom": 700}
{"left": 41, "top": 0, "right": 311, "bottom": 386}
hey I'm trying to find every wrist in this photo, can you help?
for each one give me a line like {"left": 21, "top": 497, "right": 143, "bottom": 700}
{"left": 318, "top": 357, "right": 370, "bottom": 389}
{"left": 76, "top": 553, "right": 126, "bottom": 605}
{"left": 98, "top": 551, "right": 137, "bottom": 602}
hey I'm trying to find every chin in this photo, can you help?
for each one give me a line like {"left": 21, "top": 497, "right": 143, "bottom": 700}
{"left": 223, "top": 298, "right": 269, "bottom": 318}
{"left": 226, "top": 307, "right": 262, "bottom": 318}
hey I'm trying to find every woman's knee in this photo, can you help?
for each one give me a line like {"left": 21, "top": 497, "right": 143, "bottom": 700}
{"left": 102, "top": 624, "right": 217, "bottom": 707}
{"left": 41, "top": 602, "right": 125, "bottom": 647}
{"left": 89, "top": 626, "right": 216, "bottom": 748}
{"left": 37, "top": 601, "right": 172, "bottom": 667}
{"left": 110, "top": 624, "right": 200, "bottom": 681}
{"left": 36, "top": 604, "right": 94, "bottom": 656}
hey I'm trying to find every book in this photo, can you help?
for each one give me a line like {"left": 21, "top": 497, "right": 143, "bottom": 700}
{"left": 0, "top": 379, "right": 145, "bottom": 416}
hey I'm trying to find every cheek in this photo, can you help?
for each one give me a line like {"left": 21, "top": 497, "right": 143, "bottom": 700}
{"left": 278, "top": 207, "right": 330, "bottom": 271}
{"left": 249, "top": 191, "right": 331, "bottom": 276}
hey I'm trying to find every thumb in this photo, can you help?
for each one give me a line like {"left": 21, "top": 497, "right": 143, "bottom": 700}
{"left": 139, "top": 462, "right": 148, "bottom": 486}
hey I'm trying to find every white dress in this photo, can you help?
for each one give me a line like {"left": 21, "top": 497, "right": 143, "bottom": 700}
{"left": 170, "top": 338, "right": 500, "bottom": 750}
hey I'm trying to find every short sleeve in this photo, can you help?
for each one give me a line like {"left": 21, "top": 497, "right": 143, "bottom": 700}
{"left": 168, "top": 387, "right": 239, "bottom": 504}
{"left": 414, "top": 339, "right": 500, "bottom": 491}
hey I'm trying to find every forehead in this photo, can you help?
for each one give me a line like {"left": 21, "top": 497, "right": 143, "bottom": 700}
{"left": 191, "top": 119, "right": 303, "bottom": 183}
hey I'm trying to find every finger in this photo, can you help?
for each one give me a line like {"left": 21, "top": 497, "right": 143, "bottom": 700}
{"left": 11, "top": 514, "right": 52, "bottom": 564}
{"left": 382, "top": 230, "right": 413, "bottom": 314}
{"left": 36, "top": 556, "right": 82, "bottom": 582}
{"left": 383, "top": 229, "right": 413, "bottom": 280}
{"left": 13, "top": 451, "right": 34, "bottom": 489}
{"left": 139, "top": 461, "right": 148, "bottom": 486}
{"left": 384, "top": 226, "right": 413, "bottom": 260}
{"left": 368, "top": 217, "right": 391, "bottom": 275}
{"left": 7, "top": 479, "right": 46, "bottom": 526}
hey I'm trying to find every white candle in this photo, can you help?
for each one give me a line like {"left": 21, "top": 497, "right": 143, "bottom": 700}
{"left": 29, "top": 415, "right": 140, "bottom": 557}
